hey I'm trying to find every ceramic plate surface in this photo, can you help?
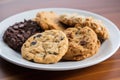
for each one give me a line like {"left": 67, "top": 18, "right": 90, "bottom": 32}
{"left": 0, "top": 8, "right": 120, "bottom": 71}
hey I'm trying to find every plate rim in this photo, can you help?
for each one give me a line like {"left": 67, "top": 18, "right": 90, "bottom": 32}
{"left": 0, "top": 8, "right": 120, "bottom": 71}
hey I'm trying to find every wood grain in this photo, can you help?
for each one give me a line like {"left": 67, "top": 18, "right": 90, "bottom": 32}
{"left": 0, "top": 0, "right": 120, "bottom": 80}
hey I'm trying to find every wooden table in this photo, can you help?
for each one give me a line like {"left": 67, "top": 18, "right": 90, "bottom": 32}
{"left": 0, "top": 0, "right": 120, "bottom": 80}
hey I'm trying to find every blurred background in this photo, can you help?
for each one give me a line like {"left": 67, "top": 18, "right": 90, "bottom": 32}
{"left": 0, "top": 0, "right": 120, "bottom": 80}
{"left": 0, "top": 0, "right": 120, "bottom": 29}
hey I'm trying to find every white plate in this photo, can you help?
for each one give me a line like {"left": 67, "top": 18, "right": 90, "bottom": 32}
{"left": 0, "top": 8, "right": 120, "bottom": 71}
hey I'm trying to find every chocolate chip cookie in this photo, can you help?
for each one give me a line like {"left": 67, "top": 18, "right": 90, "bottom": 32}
{"left": 60, "top": 14, "right": 109, "bottom": 43}
{"left": 21, "top": 30, "right": 68, "bottom": 64}
{"left": 63, "top": 26, "right": 100, "bottom": 61}
{"left": 3, "top": 20, "right": 43, "bottom": 52}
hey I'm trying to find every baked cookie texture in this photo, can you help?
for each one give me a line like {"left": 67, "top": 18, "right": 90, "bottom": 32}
{"left": 60, "top": 14, "right": 85, "bottom": 26}
{"left": 60, "top": 14, "right": 109, "bottom": 43}
{"left": 63, "top": 26, "right": 100, "bottom": 61}
{"left": 34, "top": 11, "right": 65, "bottom": 30}
{"left": 2, "top": 11, "right": 109, "bottom": 64}
{"left": 21, "top": 30, "right": 68, "bottom": 64}
{"left": 3, "top": 20, "right": 43, "bottom": 52}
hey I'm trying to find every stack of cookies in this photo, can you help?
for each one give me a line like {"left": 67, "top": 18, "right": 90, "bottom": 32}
{"left": 3, "top": 11, "right": 109, "bottom": 64}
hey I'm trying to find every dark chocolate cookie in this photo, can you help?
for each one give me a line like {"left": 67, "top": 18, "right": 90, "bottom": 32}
{"left": 3, "top": 20, "right": 43, "bottom": 52}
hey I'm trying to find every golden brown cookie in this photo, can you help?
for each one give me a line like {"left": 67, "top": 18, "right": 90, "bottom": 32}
{"left": 60, "top": 14, "right": 109, "bottom": 43}
{"left": 34, "top": 11, "right": 65, "bottom": 30}
{"left": 63, "top": 26, "right": 100, "bottom": 61}
{"left": 21, "top": 30, "right": 68, "bottom": 64}
{"left": 60, "top": 14, "right": 85, "bottom": 26}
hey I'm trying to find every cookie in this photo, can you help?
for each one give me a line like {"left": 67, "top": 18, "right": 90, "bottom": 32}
{"left": 21, "top": 30, "right": 68, "bottom": 64}
{"left": 63, "top": 26, "right": 100, "bottom": 61}
{"left": 60, "top": 14, "right": 109, "bottom": 43}
{"left": 60, "top": 14, "right": 85, "bottom": 27}
{"left": 34, "top": 11, "right": 65, "bottom": 30}
{"left": 3, "top": 20, "right": 43, "bottom": 52}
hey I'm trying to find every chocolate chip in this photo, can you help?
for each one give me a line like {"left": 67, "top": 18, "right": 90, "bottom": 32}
{"left": 21, "top": 30, "right": 25, "bottom": 34}
{"left": 26, "top": 31, "right": 31, "bottom": 35}
{"left": 75, "top": 31, "right": 80, "bottom": 35}
{"left": 13, "top": 25, "right": 18, "bottom": 29}
{"left": 80, "top": 40, "right": 87, "bottom": 46}
{"left": 34, "top": 34, "right": 42, "bottom": 39}
{"left": 53, "top": 52, "right": 58, "bottom": 55}
{"left": 11, "top": 38, "right": 16, "bottom": 43}
{"left": 17, "top": 34, "right": 22, "bottom": 38}
{"left": 19, "top": 24, "right": 24, "bottom": 28}
{"left": 24, "top": 33, "right": 30, "bottom": 39}
{"left": 61, "top": 37, "right": 64, "bottom": 40}
{"left": 48, "top": 51, "right": 52, "bottom": 54}
{"left": 48, "top": 51, "right": 58, "bottom": 55}
{"left": 36, "top": 34, "right": 42, "bottom": 37}
{"left": 8, "top": 28, "right": 15, "bottom": 33}
{"left": 30, "top": 41, "right": 37, "bottom": 46}
{"left": 17, "top": 34, "right": 24, "bottom": 42}
{"left": 98, "top": 36, "right": 105, "bottom": 43}
{"left": 67, "top": 33, "right": 73, "bottom": 39}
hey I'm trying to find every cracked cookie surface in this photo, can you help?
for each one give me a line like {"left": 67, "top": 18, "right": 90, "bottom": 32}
{"left": 3, "top": 20, "right": 43, "bottom": 52}
{"left": 34, "top": 11, "right": 65, "bottom": 30}
{"left": 21, "top": 30, "right": 68, "bottom": 64}
{"left": 63, "top": 26, "right": 100, "bottom": 61}
{"left": 60, "top": 14, "right": 109, "bottom": 43}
